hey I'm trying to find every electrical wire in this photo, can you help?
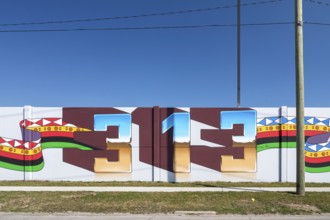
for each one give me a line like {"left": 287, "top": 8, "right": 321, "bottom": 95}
{"left": 0, "top": 0, "right": 284, "bottom": 27}
{"left": 305, "top": 21, "right": 330, "bottom": 25}
{"left": 0, "top": 22, "right": 294, "bottom": 33}
{"left": 299, "top": 0, "right": 330, "bottom": 27}
{"left": 305, "top": 0, "right": 330, "bottom": 7}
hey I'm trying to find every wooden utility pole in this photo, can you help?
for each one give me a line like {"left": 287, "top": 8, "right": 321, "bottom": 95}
{"left": 237, "top": 0, "right": 241, "bottom": 108}
{"left": 295, "top": 0, "right": 305, "bottom": 196}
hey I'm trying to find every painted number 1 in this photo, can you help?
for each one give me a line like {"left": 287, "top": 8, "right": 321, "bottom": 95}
{"left": 162, "top": 112, "right": 190, "bottom": 173}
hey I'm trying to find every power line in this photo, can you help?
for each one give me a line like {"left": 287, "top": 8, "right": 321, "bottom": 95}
{"left": 238, "top": 21, "right": 293, "bottom": 26}
{"left": 305, "top": 0, "right": 330, "bottom": 7}
{"left": 0, "top": 22, "right": 294, "bottom": 33}
{"left": 305, "top": 21, "right": 330, "bottom": 25}
{"left": 0, "top": 0, "right": 284, "bottom": 27}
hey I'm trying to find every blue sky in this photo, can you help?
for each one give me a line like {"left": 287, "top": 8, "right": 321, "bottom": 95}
{"left": 0, "top": 0, "right": 329, "bottom": 107}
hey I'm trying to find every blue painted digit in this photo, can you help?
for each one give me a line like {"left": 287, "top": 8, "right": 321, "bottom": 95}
{"left": 94, "top": 114, "right": 132, "bottom": 143}
{"left": 221, "top": 110, "right": 257, "bottom": 144}
{"left": 162, "top": 112, "right": 190, "bottom": 143}
{"left": 220, "top": 110, "right": 257, "bottom": 172}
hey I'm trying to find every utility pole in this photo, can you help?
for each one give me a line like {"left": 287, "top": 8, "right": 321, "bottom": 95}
{"left": 237, "top": 0, "right": 241, "bottom": 108}
{"left": 295, "top": 0, "right": 305, "bottom": 196}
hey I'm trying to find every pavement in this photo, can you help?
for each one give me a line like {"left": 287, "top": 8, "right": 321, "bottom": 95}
{"left": 0, "top": 186, "right": 329, "bottom": 192}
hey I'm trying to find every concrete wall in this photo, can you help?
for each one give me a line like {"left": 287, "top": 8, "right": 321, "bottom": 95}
{"left": 0, "top": 106, "right": 328, "bottom": 182}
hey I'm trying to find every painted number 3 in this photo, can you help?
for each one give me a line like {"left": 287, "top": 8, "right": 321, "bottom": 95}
{"left": 220, "top": 110, "right": 257, "bottom": 172}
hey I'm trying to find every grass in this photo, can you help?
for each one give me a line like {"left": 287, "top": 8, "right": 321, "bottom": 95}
{"left": 0, "top": 191, "right": 328, "bottom": 215}
{"left": 0, "top": 181, "right": 329, "bottom": 214}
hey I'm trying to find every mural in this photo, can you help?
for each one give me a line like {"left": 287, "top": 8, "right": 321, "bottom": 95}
{"left": 257, "top": 116, "right": 330, "bottom": 173}
{"left": 0, "top": 106, "right": 329, "bottom": 182}
{"left": 0, "top": 118, "right": 91, "bottom": 172}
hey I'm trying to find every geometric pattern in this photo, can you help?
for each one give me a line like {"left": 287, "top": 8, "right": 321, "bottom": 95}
{"left": 257, "top": 116, "right": 330, "bottom": 173}
{"left": 21, "top": 118, "right": 90, "bottom": 132}
{"left": 0, "top": 118, "right": 92, "bottom": 172}
{"left": 0, "top": 137, "right": 40, "bottom": 149}
{"left": 305, "top": 141, "right": 330, "bottom": 153}
{"left": 257, "top": 116, "right": 330, "bottom": 127}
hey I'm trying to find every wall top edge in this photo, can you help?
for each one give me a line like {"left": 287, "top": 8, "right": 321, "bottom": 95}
{"left": 1, "top": 106, "right": 329, "bottom": 109}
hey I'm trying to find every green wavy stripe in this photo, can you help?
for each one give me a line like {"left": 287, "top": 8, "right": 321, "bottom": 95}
{"left": 0, "top": 161, "right": 44, "bottom": 172}
{"left": 305, "top": 166, "right": 330, "bottom": 173}
{"left": 41, "top": 142, "right": 92, "bottom": 150}
{"left": 257, "top": 142, "right": 297, "bottom": 152}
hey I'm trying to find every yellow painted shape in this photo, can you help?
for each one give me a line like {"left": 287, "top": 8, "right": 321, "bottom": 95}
{"left": 26, "top": 126, "right": 91, "bottom": 132}
{"left": 257, "top": 125, "right": 330, "bottom": 133}
{"left": 0, "top": 145, "right": 41, "bottom": 155}
{"left": 305, "top": 150, "right": 330, "bottom": 158}
{"left": 94, "top": 143, "right": 132, "bottom": 173}
{"left": 221, "top": 147, "right": 257, "bottom": 172}
{"left": 174, "top": 143, "right": 190, "bottom": 173}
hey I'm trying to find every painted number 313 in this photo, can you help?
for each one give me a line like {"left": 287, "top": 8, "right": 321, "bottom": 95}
{"left": 92, "top": 110, "right": 257, "bottom": 173}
